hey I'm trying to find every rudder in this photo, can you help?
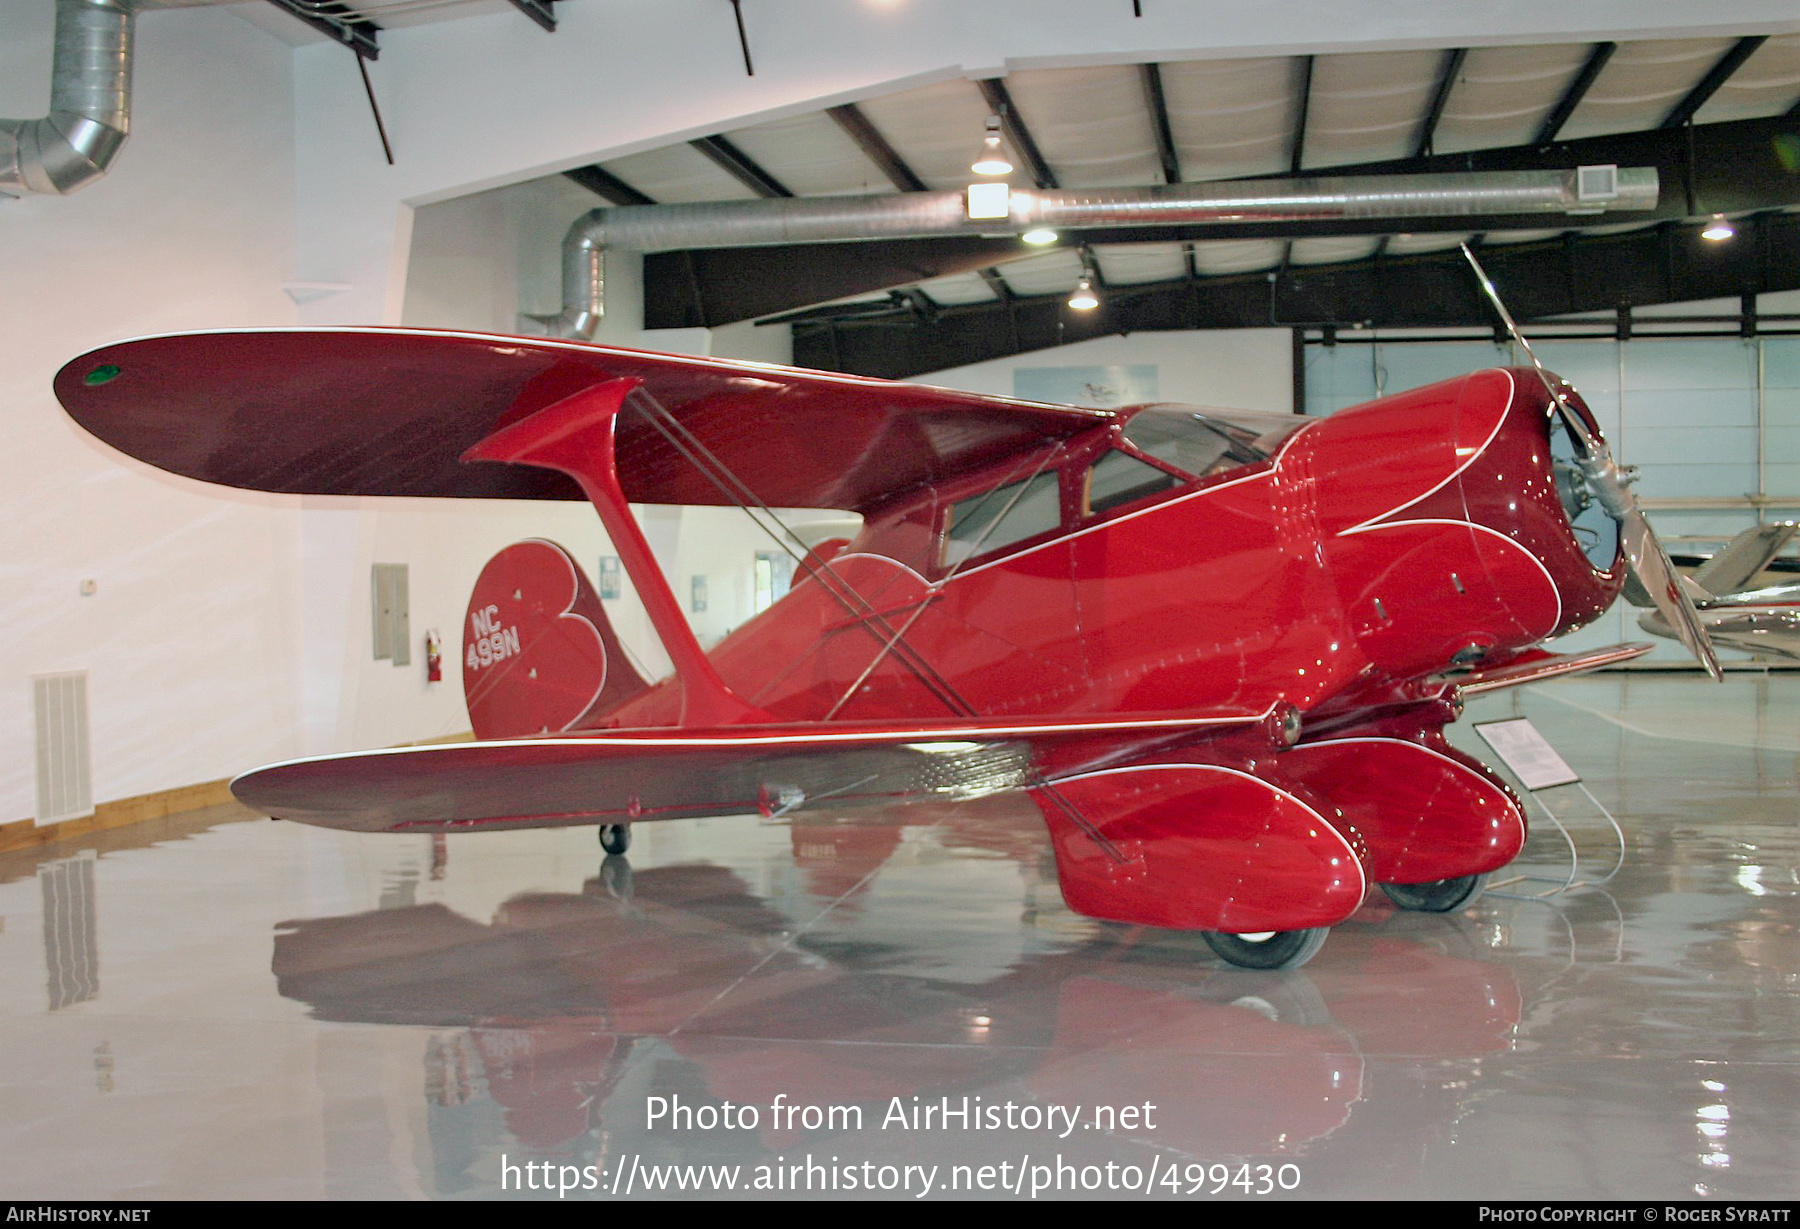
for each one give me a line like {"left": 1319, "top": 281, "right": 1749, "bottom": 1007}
{"left": 463, "top": 539, "right": 650, "bottom": 738}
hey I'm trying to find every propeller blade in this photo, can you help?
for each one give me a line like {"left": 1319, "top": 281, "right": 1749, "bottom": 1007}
{"left": 1460, "top": 244, "right": 1723, "bottom": 681}
{"left": 1621, "top": 508, "right": 1724, "bottom": 681}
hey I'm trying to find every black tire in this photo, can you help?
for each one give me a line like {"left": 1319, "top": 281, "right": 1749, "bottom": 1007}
{"left": 1201, "top": 927, "right": 1329, "bottom": 970}
{"left": 598, "top": 823, "right": 631, "bottom": 856}
{"left": 1380, "top": 872, "right": 1488, "bottom": 913}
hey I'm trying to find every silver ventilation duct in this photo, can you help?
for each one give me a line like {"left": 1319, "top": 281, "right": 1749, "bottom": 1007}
{"left": 533, "top": 166, "right": 1659, "bottom": 339}
{"left": 0, "top": 0, "right": 239, "bottom": 198}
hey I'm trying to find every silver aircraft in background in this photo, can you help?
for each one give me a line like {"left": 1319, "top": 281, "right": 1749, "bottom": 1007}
{"left": 1640, "top": 522, "right": 1800, "bottom": 661}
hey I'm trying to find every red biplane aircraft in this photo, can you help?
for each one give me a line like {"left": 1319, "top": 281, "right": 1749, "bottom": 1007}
{"left": 54, "top": 258, "right": 1719, "bottom": 969}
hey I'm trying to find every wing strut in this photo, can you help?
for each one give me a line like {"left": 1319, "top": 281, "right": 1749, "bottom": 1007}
{"left": 464, "top": 377, "right": 764, "bottom": 727}
{"left": 620, "top": 383, "right": 983, "bottom": 718}
{"left": 821, "top": 437, "right": 1070, "bottom": 719}
{"left": 616, "top": 383, "right": 1132, "bottom": 865}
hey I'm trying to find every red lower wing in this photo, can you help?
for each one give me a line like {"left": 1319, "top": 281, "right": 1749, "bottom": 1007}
{"left": 232, "top": 711, "right": 1269, "bottom": 834}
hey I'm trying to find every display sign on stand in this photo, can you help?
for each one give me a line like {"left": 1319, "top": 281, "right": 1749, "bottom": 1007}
{"left": 1474, "top": 717, "right": 1622, "bottom": 899}
{"left": 1474, "top": 718, "right": 1581, "bottom": 790}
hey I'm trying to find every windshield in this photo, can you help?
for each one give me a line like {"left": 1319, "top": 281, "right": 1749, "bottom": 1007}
{"left": 1121, "top": 405, "right": 1303, "bottom": 480}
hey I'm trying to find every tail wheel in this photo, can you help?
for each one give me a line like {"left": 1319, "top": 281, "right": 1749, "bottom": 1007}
{"left": 1202, "top": 927, "right": 1329, "bottom": 970}
{"left": 1380, "top": 872, "right": 1488, "bottom": 913}
{"left": 599, "top": 823, "right": 631, "bottom": 856}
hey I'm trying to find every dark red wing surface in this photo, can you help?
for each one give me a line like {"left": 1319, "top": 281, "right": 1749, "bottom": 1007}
{"left": 55, "top": 328, "right": 1110, "bottom": 513}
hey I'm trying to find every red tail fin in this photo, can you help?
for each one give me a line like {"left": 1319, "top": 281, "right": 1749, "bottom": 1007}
{"left": 463, "top": 539, "right": 649, "bottom": 738}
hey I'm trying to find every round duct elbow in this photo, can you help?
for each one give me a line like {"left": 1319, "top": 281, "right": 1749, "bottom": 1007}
{"left": 1, "top": 0, "right": 134, "bottom": 198}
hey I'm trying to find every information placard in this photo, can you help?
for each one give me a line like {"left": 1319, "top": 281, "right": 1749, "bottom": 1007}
{"left": 1474, "top": 718, "right": 1581, "bottom": 791}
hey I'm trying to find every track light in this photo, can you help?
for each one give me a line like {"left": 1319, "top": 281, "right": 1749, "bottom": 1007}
{"left": 971, "top": 115, "right": 1013, "bottom": 176}
{"left": 1701, "top": 214, "right": 1735, "bottom": 242}
{"left": 1021, "top": 227, "right": 1059, "bottom": 245}
{"left": 1068, "top": 276, "right": 1099, "bottom": 311}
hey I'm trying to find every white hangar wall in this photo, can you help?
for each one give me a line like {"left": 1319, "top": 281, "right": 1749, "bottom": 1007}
{"left": 926, "top": 330, "right": 1295, "bottom": 413}
{"left": 5, "top": 0, "right": 1796, "bottom": 824}
{"left": 0, "top": 5, "right": 305, "bottom": 825}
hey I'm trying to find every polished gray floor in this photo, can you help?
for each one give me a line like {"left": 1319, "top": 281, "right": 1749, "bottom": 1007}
{"left": 1, "top": 674, "right": 1796, "bottom": 1201}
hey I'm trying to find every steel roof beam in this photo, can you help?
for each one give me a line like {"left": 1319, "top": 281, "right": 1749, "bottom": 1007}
{"left": 690, "top": 135, "right": 792, "bottom": 198}
{"left": 826, "top": 104, "right": 928, "bottom": 193}
{"left": 1290, "top": 55, "right": 1315, "bottom": 173}
{"left": 1535, "top": 42, "right": 1615, "bottom": 145}
{"left": 1414, "top": 48, "right": 1467, "bottom": 158}
{"left": 976, "top": 78, "right": 1058, "bottom": 189}
{"left": 1662, "top": 36, "right": 1768, "bottom": 128}
{"left": 564, "top": 165, "right": 657, "bottom": 206}
{"left": 504, "top": 0, "right": 556, "bottom": 32}
{"left": 1139, "top": 64, "right": 1182, "bottom": 184}
{"left": 263, "top": 0, "right": 379, "bottom": 59}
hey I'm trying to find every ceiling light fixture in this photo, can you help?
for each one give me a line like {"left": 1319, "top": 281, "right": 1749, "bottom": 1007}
{"left": 971, "top": 115, "right": 1013, "bottom": 176}
{"left": 1068, "top": 276, "right": 1099, "bottom": 311}
{"left": 1021, "top": 227, "right": 1059, "bottom": 245}
{"left": 1701, "top": 214, "right": 1735, "bottom": 242}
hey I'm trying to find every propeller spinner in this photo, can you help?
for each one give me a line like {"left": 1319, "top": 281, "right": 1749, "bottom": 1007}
{"left": 1460, "top": 244, "right": 1723, "bottom": 681}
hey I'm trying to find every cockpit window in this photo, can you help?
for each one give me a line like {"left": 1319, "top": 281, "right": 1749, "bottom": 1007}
{"left": 1121, "top": 406, "right": 1302, "bottom": 480}
{"left": 944, "top": 472, "right": 1061, "bottom": 567}
{"left": 1086, "top": 448, "right": 1177, "bottom": 515}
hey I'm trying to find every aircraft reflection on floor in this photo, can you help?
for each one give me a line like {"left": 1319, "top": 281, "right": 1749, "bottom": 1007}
{"left": 272, "top": 800, "right": 1522, "bottom": 1186}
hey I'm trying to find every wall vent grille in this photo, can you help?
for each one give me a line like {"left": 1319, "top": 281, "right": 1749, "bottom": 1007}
{"left": 33, "top": 671, "right": 93, "bottom": 825}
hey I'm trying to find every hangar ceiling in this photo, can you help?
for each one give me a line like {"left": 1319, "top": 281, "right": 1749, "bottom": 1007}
{"left": 255, "top": 3, "right": 1800, "bottom": 377}
{"left": 548, "top": 33, "right": 1800, "bottom": 376}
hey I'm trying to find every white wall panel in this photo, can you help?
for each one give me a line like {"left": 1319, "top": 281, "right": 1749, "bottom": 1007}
{"left": 0, "top": 6, "right": 304, "bottom": 823}
{"left": 926, "top": 329, "right": 1294, "bottom": 415}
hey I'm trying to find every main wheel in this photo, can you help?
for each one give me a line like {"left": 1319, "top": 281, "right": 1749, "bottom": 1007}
{"left": 1380, "top": 872, "right": 1488, "bottom": 913}
{"left": 598, "top": 823, "right": 631, "bottom": 856}
{"left": 1201, "top": 927, "right": 1329, "bottom": 970}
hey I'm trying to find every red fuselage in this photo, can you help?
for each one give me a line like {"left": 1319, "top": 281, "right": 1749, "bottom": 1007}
{"left": 616, "top": 367, "right": 1621, "bottom": 733}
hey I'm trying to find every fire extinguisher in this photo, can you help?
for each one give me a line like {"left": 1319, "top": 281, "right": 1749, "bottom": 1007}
{"left": 425, "top": 629, "right": 443, "bottom": 682}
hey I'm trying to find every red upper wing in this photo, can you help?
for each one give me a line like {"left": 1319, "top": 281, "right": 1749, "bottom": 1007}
{"left": 55, "top": 328, "right": 1111, "bottom": 514}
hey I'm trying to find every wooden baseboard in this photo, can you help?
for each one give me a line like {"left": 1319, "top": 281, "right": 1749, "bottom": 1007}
{"left": 1, "top": 778, "right": 238, "bottom": 855}
{"left": 1, "top": 730, "right": 476, "bottom": 857}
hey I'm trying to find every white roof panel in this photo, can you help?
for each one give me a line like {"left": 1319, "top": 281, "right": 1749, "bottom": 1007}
{"left": 1091, "top": 243, "right": 1188, "bottom": 285}
{"left": 1005, "top": 66, "right": 1164, "bottom": 188}
{"left": 856, "top": 79, "right": 993, "bottom": 193}
{"left": 597, "top": 144, "right": 758, "bottom": 203}
{"left": 1190, "top": 238, "right": 1286, "bottom": 275}
{"left": 1693, "top": 33, "right": 1800, "bottom": 124}
{"left": 1558, "top": 38, "right": 1739, "bottom": 140}
{"left": 1304, "top": 50, "right": 1444, "bottom": 168}
{"left": 722, "top": 112, "right": 900, "bottom": 197}
{"left": 1385, "top": 232, "right": 1474, "bottom": 255}
{"left": 914, "top": 271, "right": 999, "bottom": 306}
{"left": 1433, "top": 43, "right": 1597, "bottom": 154}
{"left": 1160, "top": 57, "right": 1300, "bottom": 181}
{"left": 992, "top": 247, "right": 1087, "bottom": 295}
{"left": 1483, "top": 229, "right": 1564, "bottom": 246}
{"left": 1290, "top": 236, "right": 1384, "bottom": 266}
